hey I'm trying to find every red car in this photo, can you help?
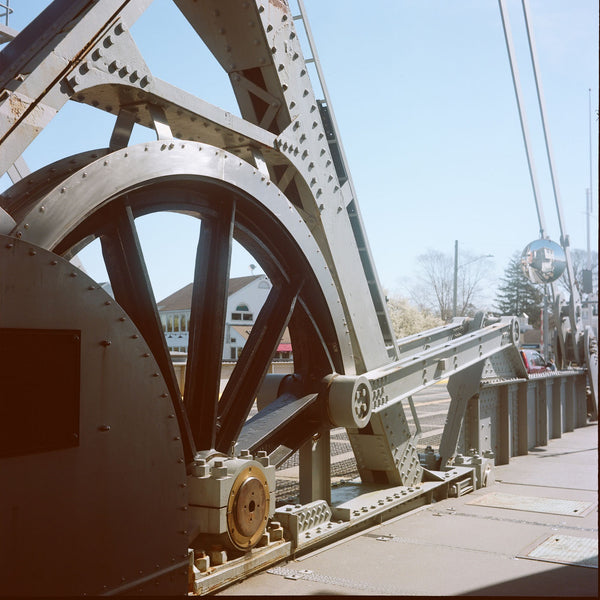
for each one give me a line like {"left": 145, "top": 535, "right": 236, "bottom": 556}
{"left": 520, "top": 349, "right": 555, "bottom": 374}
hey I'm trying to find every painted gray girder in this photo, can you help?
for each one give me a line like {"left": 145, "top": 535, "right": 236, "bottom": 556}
{"left": 162, "top": 0, "right": 395, "bottom": 370}
{"left": 363, "top": 317, "right": 520, "bottom": 414}
{"left": 65, "top": 41, "right": 279, "bottom": 162}
{"left": 0, "top": 0, "right": 393, "bottom": 372}
{"left": 0, "top": 25, "right": 18, "bottom": 45}
{"left": 395, "top": 318, "right": 469, "bottom": 362}
{"left": 342, "top": 316, "right": 521, "bottom": 487}
{"left": 172, "top": 0, "right": 292, "bottom": 134}
{"left": 0, "top": 0, "right": 153, "bottom": 172}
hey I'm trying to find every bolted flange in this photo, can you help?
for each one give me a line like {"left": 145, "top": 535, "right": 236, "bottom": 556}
{"left": 326, "top": 374, "right": 373, "bottom": 429}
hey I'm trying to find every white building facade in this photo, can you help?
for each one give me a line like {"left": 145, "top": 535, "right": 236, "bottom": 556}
{"left": 157, "top": 275, "right": 291, "bottom": 360}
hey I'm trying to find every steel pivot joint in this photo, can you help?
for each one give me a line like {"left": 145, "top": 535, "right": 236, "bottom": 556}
{"left": 325, "top": 374, "right": 373, "bottom": 429}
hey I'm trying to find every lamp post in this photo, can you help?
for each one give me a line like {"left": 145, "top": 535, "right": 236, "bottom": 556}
{"left": 452, "top": 240, "right": 493, "bottom": 318}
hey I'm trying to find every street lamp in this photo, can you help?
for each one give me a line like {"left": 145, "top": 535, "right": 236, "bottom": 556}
{"left": 452, "top": 240, "right": 493, "bottom": 318}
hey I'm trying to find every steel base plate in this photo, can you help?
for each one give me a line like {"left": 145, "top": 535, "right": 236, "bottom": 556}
{"left": 467, "top": 492, "right": 596, "bottom": 517}
{"left": 519, "top": 534, "right": 598, "bottom": 568}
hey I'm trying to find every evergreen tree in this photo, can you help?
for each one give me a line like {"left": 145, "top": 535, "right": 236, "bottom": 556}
{"left": 495, "top": 252, "right": 544, "bottom": 327}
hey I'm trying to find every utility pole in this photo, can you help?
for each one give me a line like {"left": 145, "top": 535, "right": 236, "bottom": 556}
{"left": 453, "top": 240, "right": 458, "bottom": 318}
{"left": 452, "top": 240, "right": 492, "bottom": 319}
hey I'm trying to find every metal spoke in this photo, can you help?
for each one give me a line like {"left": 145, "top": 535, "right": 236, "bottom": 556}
{"left": 288, "top": 297, "right": 336, "bottom": 377}
{"left": 216, "top": 278, "right": 303, "bottom": 453}
{"left": 184, "top": 202, "right": 235, "bottom": 451}
{"left": 99, "top": 201, "right": 196, "bottom": 462}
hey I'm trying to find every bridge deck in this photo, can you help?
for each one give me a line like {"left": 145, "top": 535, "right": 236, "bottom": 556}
{"left": 219, "top": 417, "right": 598, "bottom": 596}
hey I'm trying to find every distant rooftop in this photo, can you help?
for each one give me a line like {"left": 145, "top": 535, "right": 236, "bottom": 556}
{"left": 157, "top": 275, "right": 263, "bottom": 311}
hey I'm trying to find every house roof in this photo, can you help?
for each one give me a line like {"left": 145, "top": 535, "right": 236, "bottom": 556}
{"left": 157, "top": 275, "right": 262, "bottom": 311}
{"left": 232, "top": 324, "right": 252, "bottom": 340}
{"left": 232, "top": 325, "right": 292, "bottom": 351}
{"left": 231, "top": 325, "right": 291, "bottom": 344}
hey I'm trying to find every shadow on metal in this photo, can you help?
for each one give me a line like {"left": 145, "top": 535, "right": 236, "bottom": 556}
{"left": 463, "top": 563, "right": 598, "bottom": 597}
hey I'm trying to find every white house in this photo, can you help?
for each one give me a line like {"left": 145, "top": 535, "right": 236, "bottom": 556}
{"left": 157, "top": 274, "right": 292, "bottom": 360}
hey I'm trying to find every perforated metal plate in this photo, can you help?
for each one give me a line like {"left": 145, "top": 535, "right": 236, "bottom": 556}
{"left": 467, "top": 492, "right": 596, "bottom": 517}
{"left": 520, "top": 535, "right": 598, "bottom": 568}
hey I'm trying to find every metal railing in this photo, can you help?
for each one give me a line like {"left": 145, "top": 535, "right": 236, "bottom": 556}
{"left": 0, "top": 1, "right": 11, "bottom": 26}
{"left": 461, "top": 369, "right": 589, "bottom": 464}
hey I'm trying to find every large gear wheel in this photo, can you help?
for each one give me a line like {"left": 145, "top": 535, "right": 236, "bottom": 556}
{"left": 3, "top": 141, "right": 354, "bottom": 461}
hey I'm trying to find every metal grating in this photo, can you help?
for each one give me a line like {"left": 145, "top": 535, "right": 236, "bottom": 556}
{"left": 467, "top": 492, "right": 596, "bottom": 517}
{"left": 520, "top": 535, "right": 598, "bottom": 568}
{"left": 275, "top": 479, "right": 300, "bottom": 506}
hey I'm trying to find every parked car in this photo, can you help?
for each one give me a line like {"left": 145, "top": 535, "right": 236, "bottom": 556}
{"left": 520, "top": 348, "right": 556, "bottom": 374}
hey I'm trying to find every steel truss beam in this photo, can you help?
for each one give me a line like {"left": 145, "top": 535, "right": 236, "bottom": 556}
{"left": 0, "top": 0, "right": 392, "bottom": 372}
{"left": 0, "top": 2, "right": 594, "bottom": 595}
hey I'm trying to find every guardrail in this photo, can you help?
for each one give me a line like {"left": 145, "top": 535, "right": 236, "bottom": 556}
{"left": 458, "top": 369, "right": 589, "bottom": 465}
{"left": 171, "top": 356, "right": 590, "bottom": 471}
{"left": 0, "top": 2, "right": 12, "bottom": 27}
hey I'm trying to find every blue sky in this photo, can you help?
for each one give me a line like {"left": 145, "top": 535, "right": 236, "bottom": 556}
{"left": 2, "top": 0, "right": 598, "bottom": 306}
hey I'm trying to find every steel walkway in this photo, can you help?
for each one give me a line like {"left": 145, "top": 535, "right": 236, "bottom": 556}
{"left": 219, "top": 421, "right": 598, "bottom": 596}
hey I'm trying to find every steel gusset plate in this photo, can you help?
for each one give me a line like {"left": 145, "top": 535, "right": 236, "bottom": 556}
{"left": 2, "top": 140, "right": 354, "bottom": 459}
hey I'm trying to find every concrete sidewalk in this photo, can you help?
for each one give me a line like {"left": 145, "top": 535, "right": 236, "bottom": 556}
{"left": 218, "top": 422, "right": 598, "bottom": 596}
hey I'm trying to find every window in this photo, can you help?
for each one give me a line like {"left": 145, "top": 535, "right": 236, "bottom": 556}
{"left": 232, "top": 303, "right": 252, "bottom": 321}
{"left": 531, "top": 352, "right": 545, "bottom": 367}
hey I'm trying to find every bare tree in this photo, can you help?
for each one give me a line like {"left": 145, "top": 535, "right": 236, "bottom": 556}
{"left": 558, "top": 249, "right": 598, "bottom": 296}
{"left": 409, "top": 249, "right": 492, "bottom": 321}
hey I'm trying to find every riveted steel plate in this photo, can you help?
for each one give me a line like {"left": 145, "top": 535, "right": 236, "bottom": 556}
{"left": 0, "top": 235, "right": 188, "bottom": 595}
{"left": 0, "top": 327, "right": 80, "bottom": 458}
{"left": 520, "top": 535, "right": 598, "bottom": 568}
{"left": 467, "top": 492, "right": 596, "bottom": 517}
